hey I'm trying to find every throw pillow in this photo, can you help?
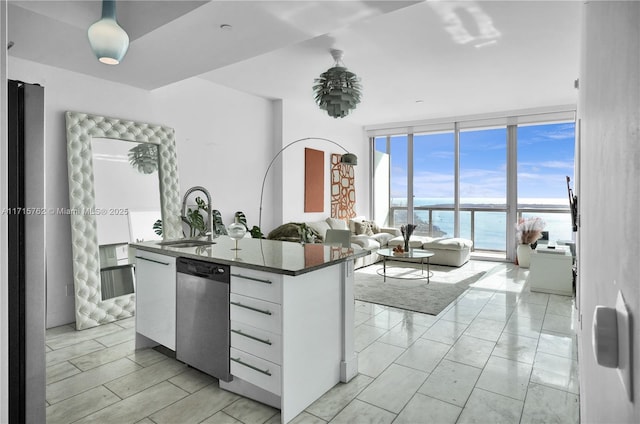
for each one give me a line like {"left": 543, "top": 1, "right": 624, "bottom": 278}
{"left": 354, "top": 221, "right": 374, "bottom": 236}
{"left": 364, "top": 220, "right": 380, "bottom": 234}
{"left": 348, "top": 216, "right": 367, "bottom": 235}
{"left": 371, "top": 232, "right": 394, "bottom": 246}
{"left": 306, "top": 220, "right": 331, "bottom": 241}
{"left": 326, "top": 217, "right": 349, "bottom": 231}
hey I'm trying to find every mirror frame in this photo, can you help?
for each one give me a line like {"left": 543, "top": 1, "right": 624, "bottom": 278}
{"left": 65, "top": 111, "right": 181, "bottom": 330}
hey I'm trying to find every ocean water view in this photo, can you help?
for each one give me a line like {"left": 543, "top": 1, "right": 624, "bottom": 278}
{"left": 389, "top": 197, "right": 574, "bottom": 251}
{"left": 376, "top": 122, "right": 576, "bottom": 252}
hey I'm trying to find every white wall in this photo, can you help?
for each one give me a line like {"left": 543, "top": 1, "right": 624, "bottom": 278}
{"left": 373, "top": 151, "right": 390, "bottom": 226}
{"left": 263, "top": 99, "right": 368, "bottom": 233}
{"left": 577, "top": 2, "right": 640, "bottom": 422}
{"left": 8, "top": 57, "right": 371, "bottom": 328}
{"left": 150, "top": 77, "right": 274, "bottom": 230}
{"left": 8, "top": 57, "right": 274, "bottom": 327}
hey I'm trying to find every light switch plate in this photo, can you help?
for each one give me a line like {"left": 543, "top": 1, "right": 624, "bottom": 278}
{"left": 616, "top": 290, "right": 633, "bottom": 401}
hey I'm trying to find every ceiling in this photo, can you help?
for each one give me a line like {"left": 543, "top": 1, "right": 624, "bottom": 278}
{"left": 7, "top": 1, "right": 581, "bottom": 126}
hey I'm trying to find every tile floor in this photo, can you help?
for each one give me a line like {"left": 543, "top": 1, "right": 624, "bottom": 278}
{"left": 45, "top": 262, "right": 580, "bottom": 424}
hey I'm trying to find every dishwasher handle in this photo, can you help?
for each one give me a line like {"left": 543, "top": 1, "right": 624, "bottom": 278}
{"left": 188, "top": 270, "right": 216, "bottom": 279}
{"left": 177, "top": 258, "right": 229, "bottom": 281}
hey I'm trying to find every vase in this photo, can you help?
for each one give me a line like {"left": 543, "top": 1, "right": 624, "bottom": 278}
{"left": 403, "top": 238, "right": 410, "bottom": 253}
{"left": 227, "top": 218, "right": 247, "bottom": 250}
{"left": 517, "top": 244, "right": 532, "bottom": 268}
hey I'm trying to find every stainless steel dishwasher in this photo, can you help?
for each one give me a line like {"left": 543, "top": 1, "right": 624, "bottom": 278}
{"left": 176, "top": 257, "right": 232, "bottom": 382}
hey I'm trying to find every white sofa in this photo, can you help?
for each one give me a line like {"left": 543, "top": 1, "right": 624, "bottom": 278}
{"left": 305, "top": 217, "right": 400, "bottom": 268}
{"left": 301, "top": 218, "right": 472, "bottom": 268}
{"left": 387, "top": 236, "right": 473, "bottom": 267}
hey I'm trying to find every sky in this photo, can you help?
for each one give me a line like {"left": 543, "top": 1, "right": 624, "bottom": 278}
{"left": 376, "top": 122, "right": 575, "bottom": 206}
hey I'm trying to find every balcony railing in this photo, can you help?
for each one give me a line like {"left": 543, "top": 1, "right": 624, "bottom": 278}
{"left": 388, "top": 205, "right": 572, "bottom": 252}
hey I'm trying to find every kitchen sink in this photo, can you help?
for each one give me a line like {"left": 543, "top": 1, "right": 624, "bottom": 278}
{"left": 157, "top": 239, "right": 216, "bottom": 248}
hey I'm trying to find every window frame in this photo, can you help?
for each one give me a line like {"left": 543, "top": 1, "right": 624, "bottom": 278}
{"left": 368, "top": 107, "right": 576, "bottom": 261}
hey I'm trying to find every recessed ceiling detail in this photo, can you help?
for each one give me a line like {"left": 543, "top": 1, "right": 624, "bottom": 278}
{"left": 7, "top": 1, "right": 579, "bottom": 125}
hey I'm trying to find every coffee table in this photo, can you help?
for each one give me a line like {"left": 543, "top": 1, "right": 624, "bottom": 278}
{"left": 377, "top": 248, "right": 435, "bottom": 282}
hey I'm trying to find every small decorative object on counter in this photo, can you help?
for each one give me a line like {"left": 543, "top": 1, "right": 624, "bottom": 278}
{"left": 400, "top": 224, "right": 417, "bottom": 253}
{"left": 227, "top": 217, "right": 247, "bottom": 250}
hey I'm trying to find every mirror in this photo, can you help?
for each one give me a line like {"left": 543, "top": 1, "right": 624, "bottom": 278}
{"left": 92, "top": 138, "right": 162, "bottom": 301}
{"left": 65, "top": 111, "right": 182, "bottom": 330}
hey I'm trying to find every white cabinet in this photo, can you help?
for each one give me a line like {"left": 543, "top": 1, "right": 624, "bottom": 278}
{"left": 227, "top": 268, "right": 283, "bottom": 396}
{"left": 222, "top": 264, "right": 355, "bottom": 424}
{"left": 230, "top": 293, "right": 282, "bottom": 335}
{"left": 134, "top": 250, "right": 176, "bottom": 349}
{"left": 131, "top": 246, "right": 356, "bottom": 424}
{"left": 528, "top": 245, "right": 574, "bottom": 296}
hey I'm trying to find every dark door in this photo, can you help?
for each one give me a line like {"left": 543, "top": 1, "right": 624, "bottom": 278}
{"left": 7, "top": 79, "right": 46, "bottom": 424}
{"left": 8, "top": 79, "right": 27, "bottom": 424}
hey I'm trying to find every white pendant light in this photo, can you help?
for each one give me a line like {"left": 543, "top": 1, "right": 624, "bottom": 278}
{"left": 87, "top": 0, "right": 129, "bottom": 65}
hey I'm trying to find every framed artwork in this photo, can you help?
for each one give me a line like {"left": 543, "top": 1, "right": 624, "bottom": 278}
{"left": 331, "top": 153, "right": 356, "bottom": 219}
{"left": 304, "top": 148, "right": 324, "bottom": 212}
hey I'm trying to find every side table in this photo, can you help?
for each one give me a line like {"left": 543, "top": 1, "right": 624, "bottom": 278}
{"left": 528, "top": 245, "right": 574, "bottom": 296}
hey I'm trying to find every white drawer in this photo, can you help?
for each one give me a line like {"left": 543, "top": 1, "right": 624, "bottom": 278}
{"left": 230, "top": 268, "right": 282, "bottom": 304}
{"left": 230, "top": 320, "right": 282, "bottom": 365}
{"left": 230, "top": 347, "right": 281, "bottom": 396}
{"left": 230, "top": 293, "right": 282, "bottom": 334}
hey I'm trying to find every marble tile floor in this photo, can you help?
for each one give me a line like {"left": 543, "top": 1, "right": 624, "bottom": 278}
{"left": 45, "top": 262, "right": 580, "bottom": 424}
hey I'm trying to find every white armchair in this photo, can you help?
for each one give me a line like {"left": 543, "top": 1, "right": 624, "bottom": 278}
{"left": 324, "top": 229, "right": 351, "bottom": 248}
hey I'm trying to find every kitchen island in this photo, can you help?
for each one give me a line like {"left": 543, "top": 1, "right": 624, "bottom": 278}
{"left": 131, "top": 236, "right": 367, "bottom": 423}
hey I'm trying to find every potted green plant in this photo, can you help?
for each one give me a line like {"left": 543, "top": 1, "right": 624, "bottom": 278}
{"left": 182, "top": 197, "right": 210, "bottom": 238}
{"left": 234, "top": 211, "right": 263, "bottom": 238}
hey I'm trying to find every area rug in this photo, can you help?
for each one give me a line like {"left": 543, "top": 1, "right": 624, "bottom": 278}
{"left": 354, "top": 260, "right": 497, "bottom": 316}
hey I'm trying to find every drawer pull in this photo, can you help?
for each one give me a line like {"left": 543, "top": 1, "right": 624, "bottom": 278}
{"left": 231, "top": 328, "right": 272, "bottom": 345}
{"left": 231, "top": 357, "right": 272, "bottom": 376}
{"left": 230, "top": 301, "right": 272, "bottom": 316}
{"left": 135, "top": 256, "right": 170, "bottom": 266}
{"left": 231, "top": 274, "right": 272, "bottom": 285}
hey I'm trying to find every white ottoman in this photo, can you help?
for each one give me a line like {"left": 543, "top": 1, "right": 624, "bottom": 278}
{"left": 422, "top": 237, "right": 473, "bottom": 267}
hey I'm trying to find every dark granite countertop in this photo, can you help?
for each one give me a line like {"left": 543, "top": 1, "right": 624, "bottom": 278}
{"left": 131, "top": 236, "right": 369, "bottom": 276}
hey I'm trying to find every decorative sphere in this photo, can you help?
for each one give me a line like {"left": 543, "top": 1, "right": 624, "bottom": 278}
{"left": 227, "top": 222, "right": 246, "bottom": 241}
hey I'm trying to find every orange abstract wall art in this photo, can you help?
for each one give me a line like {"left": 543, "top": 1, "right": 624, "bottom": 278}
{"left": 330, "top": 153, "right": 356, "bottom": 219}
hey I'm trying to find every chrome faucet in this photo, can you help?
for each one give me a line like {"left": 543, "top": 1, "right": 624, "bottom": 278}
{"left": 181, "top": 186, "right": 213, "bottom": 241}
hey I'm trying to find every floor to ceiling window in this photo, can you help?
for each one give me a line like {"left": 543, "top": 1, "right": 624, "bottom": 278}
{"left": 517, "top": 122, "right": 576, "bottom": 243}
{"left": 370, "top": 110, "right": 576, "bottom": 258}
{"left": 389, "top": 135, "right": 409, "bottom": 226}
{"left": 413, "top": 132, "right": 455, "bottom": 237}
{"left": 459, "top": 127, "right": 507, "bottom": 251}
